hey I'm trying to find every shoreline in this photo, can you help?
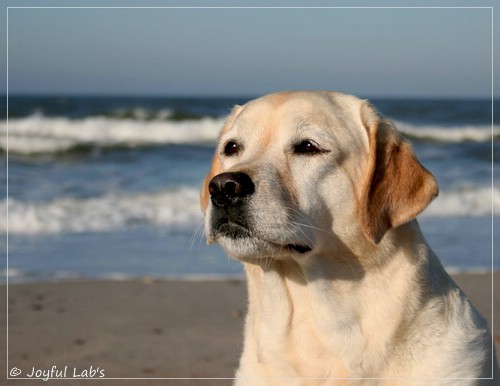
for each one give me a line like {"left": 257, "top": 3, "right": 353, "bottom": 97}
{"left": 2, "top": 272, "right": 498, "bottom": 385}
{"left": 3, "top": 268, "right": 499, "bottom": 285}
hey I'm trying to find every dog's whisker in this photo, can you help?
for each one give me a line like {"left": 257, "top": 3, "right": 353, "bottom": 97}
{"left": 286, "top": 216, "right": 334, "bottom": 235}
{"left": 289, "top": 223, "right": 315, "bottom": 247}
{"left": 283, "top": 206, "right": 334, "bottom": 236}
{"left": 189, "top": 221, "right": 206, "bottom": 251}
{"left": 288, "top": 221, "right": 320, "bottom": 244}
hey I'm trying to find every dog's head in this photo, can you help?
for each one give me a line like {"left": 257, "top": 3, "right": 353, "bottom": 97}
{"left": 201, "top": 91, "right": 438, "bottom": 261}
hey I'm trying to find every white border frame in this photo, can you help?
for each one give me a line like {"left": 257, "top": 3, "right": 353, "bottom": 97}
{"left": 4, "top": 5, "right": 496, "bottom": 382}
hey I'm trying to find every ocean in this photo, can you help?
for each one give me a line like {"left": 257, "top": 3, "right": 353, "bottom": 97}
{"left": 2, "top": 95, "right": 499, "bottom": 282}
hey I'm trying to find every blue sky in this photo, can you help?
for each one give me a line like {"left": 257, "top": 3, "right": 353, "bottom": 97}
{"left": 1, "top": 1, "right": 498, "bottom": 98}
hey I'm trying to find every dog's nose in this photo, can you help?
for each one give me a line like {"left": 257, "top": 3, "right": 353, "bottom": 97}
{"left": 208, "top": 172, "right": 255, "bottom": 208}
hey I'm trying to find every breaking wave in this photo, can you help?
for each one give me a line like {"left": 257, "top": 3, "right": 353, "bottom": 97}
{"left": 1, "top": 115, "right": 498, "bottom": 155}
{"left": 395, "top": 120, "right": 500, "bottom": 143}
{"left": 2, "top": 187, "right": 204, "bottom": 235}
{"left": 424, "top": 186, "right": 500, "bottom": 217}
{"left": 1, "top": 185, "right": 498, "bottom": 235}
{"left": 1, "top": 115, "right": 225, "bottom": 155}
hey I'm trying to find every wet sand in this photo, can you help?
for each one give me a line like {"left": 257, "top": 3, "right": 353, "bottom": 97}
{"left": 2, "top": 272, "right": 499, "bottom": 385}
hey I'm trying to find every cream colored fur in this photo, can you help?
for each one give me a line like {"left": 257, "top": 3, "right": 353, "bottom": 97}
{"left": 201, "top": 91, "right": 497, "bottom": 385}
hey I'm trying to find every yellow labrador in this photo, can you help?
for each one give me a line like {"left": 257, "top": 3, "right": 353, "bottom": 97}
{"left": 200, "top": 91, "right": 497, "bottom": 385}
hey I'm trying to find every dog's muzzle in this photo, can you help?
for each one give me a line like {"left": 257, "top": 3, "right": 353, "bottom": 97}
{"left": 208, "top": 172, "right": 312, "bottom": 255}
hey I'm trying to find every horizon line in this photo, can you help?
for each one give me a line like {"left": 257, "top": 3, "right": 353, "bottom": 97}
{"left": 2, "top": 93, "right": 498, "bottom": 101}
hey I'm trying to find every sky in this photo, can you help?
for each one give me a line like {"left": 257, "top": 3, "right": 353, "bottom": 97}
{"left": 1, "top": 1, "right": 498, "bottom": 98}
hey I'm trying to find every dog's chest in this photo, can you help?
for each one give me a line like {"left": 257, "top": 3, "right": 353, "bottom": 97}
{"left": 247, "top": 272, "right": 356, "bottom": 380}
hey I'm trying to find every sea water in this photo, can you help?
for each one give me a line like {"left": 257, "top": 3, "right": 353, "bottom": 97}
{"left": 1, "top": 96, "right": 499, "bottom": 282}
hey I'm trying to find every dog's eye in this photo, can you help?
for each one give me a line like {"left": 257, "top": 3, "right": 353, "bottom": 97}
{"left": 293, "top": 140, "right": 323, "bottom": 155}
{"left": 223, "top": 141, "right": 241, "bottom": 156}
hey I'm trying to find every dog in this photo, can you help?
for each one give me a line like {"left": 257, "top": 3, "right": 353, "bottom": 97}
{"left": 200, "top": 91, "right": 497, "bottom": 385}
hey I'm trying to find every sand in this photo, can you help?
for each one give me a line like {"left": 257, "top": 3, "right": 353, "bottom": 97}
{"left": 2, "top": 273, "right": 499, "bottom": 385}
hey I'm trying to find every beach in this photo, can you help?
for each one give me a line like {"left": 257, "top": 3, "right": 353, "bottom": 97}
{"left": 2, "top": 272, "right": 499, "bottom": 385}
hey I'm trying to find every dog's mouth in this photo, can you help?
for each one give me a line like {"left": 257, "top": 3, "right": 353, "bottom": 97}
{"left": 216, "top": 221, "right": 252, "bottom": 239}
{"left": 286, "top": 244, "right": 312, "bottom": 254}
{"left": 212, "top": 219, "right": 313, "bottom": 256}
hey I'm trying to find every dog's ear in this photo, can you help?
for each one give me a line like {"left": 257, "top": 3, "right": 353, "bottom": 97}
{"left": 359, "top": 102, "right": 438, "bottom": 244}
{"left": 200, "top": 105, "right": 243, "bottom": 214}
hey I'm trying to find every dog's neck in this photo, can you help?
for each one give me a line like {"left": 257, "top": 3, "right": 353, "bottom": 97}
{"left": 240, "top": 221, "right": 450, "bottom": 377}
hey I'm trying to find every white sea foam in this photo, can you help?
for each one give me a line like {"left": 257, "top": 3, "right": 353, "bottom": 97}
{"left": 395, "top": 120, "right": 500, "bottom": 143}
{"left": 0, "top": 268, "right": 25, "bottom": 278}
{"left": 1, "top": 115, "right": 498, "bottom": 155}
{"left": 2, "top": 185, "right": 499, "bottom": 235}
{"left": 2, "top": 187, "right": 204, "bottom": 235}
{"left": 424, "top": 186, "right": 500, "bottom": 217}
{"left": 1, "top": 115, "right": 225, "bottom": 154}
